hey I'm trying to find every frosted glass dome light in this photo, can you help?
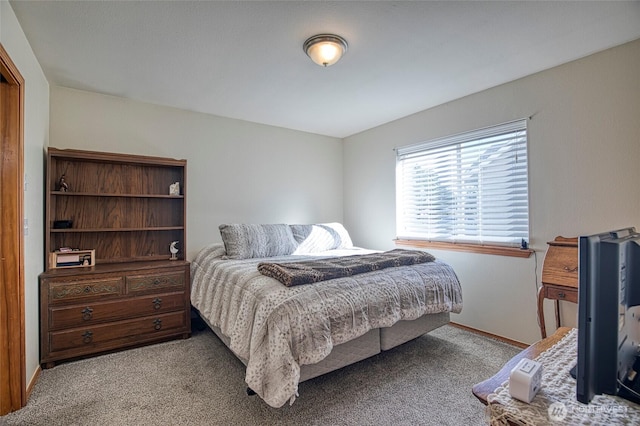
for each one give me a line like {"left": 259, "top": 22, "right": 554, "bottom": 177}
{"left": 303, "top": 34, "right": 348, "bottom": 67}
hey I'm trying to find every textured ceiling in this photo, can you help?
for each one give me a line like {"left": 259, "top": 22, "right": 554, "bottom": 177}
{"left": 9, "top": 1, "right": 640, "bottom": 138}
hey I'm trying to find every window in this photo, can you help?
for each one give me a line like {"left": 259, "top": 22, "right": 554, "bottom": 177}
{"left": 396, "top": 119, "right": 529, "bottom": 248}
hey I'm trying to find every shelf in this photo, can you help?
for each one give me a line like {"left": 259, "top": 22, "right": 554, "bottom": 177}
{"left": 45, "top": 148, "right": 187, "bottom": 267}
{"left": 51, "top": 191, "right": 184, "bottom": 199}
{"left": 51, "top": 227, "right": 184, "bottom": 233}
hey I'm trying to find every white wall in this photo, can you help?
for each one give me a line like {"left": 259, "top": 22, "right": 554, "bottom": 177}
{"left": 50, "top": 87, "right": 344, "bottom": 259}
{"left": 1, "top": 0, "right": 49, "bottom": 390}
{"left": 343, "top": 39, "right": 640, "bottom": 345}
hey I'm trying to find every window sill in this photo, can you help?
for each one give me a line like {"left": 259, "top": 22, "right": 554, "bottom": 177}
{"left": 394, "top": 239, "right": 533, "bottom": 258}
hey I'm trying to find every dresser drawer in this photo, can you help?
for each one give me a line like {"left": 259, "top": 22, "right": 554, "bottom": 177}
{"left": 127, "top": 271, "right": 185, "bottom": 294}
{"left": 49, "top": 292, "right": 186, "bottom": 330}
{"left": 49, "top": 311, "right": 186, "bottom": 353}
{"left": 545, "top": 285, "right": 578, "bottom": 303}
{"left": 47, "top": 276, "right": 124, "bottom": 304}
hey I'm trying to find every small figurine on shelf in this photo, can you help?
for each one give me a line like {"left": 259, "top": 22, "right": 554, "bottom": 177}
{"left": 169, "top": 181, "right": 180, "bottom": 196}
{"left": 170, "top": 241, "right": 179, "bottom": 260}
{"left": 58, "top": 174, "right": 69, "bottom": 192}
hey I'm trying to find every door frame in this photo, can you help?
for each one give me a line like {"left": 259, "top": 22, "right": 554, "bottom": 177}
{"left": 0, "top": 42, "right": 26, "bottom": 414}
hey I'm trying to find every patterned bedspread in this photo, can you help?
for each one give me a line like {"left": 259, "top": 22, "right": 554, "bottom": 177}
{"left": 190, "top": 244, "right": 463, "bottom": 408}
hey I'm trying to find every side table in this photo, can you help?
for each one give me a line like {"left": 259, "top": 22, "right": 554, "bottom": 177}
{"left": 473, "top": 327, "right": 640, "bottom": 424}
{"left": 472, "top": 327, "right": 571, "bottom": 404}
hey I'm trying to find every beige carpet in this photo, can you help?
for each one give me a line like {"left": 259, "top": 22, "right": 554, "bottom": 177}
{"left": 1, "top": 324, "right": 520, "bottom": 426}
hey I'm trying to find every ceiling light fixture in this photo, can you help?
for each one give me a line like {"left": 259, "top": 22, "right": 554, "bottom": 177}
{"left": 303, "top": 34, "right": 348, "bottom": 67}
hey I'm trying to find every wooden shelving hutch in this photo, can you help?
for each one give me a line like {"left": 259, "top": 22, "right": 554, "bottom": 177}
{"left": 39, "top": 148, "right": 191, "bottom": 368}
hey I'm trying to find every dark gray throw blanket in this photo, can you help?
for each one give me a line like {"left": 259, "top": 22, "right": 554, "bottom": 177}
{"left": 257, "top": 248, "right": 436, "bottom": 287}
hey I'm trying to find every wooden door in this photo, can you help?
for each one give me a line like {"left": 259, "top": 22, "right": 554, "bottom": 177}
{"left": 0, "top": 43, "right": 25, "bottom": 414}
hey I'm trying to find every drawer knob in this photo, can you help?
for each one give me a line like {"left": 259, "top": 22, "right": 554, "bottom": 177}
{"left": 153, "top": 319, "right": 162, "bottom": 330}
{"left": 81, "top": 307, "right": 93, "bottom": 321}
{"left": 558, "top": 292, "right": 566, "bottom": 298}
{"left": 152, "top": 298, "right": 162, "bottom": 310}
{"left": 82, "top": 330, "right": 93, "bottom": 344}
{"left": 152, "top": 278, "right": 161, "bottom": 285}
{"left": 84, "top": 286, "right": 92, "bottom": 293}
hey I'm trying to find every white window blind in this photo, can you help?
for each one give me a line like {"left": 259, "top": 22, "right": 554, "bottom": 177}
{"left": 396, "top": 119, "right": 529, "bottom": 246}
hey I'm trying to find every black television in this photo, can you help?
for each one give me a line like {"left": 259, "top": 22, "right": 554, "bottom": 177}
{"left": 575, "top": 227, "right": 640, "bottom": 404}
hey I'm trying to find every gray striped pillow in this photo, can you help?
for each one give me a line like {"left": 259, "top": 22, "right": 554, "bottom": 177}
{"left": 219, "top": 224, "right": 298, "bottom": 259}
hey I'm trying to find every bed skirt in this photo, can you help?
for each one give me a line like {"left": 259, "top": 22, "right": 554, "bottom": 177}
{"left": 198, "top": 310, "right": 450, "bottom": 383}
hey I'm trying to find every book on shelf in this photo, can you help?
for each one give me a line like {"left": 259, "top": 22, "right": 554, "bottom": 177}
{"left": 56, "top": 261, "right": 83, "bottom": 267}
{"left": 49, "top": 249, "right": 95, "bottom": 269}
{"left": 56, "top": 253, "right": 80, "bottom": 263}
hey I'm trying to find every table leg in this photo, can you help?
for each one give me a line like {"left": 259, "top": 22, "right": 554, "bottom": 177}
{"left": 537, "top": 286, "right": 547, "bottom": 339}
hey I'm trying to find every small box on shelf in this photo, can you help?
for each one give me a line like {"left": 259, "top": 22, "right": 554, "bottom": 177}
{"left": 49, "top": 249, "right": 95, "bottom": 269}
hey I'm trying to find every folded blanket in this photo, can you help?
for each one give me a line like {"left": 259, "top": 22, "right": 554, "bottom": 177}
{"left": 258, "top": 248, "right": 435, "bottom": 286}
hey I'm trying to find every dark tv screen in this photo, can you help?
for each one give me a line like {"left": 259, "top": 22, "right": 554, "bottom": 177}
{"left": 576, "top": 227, "right": 640, "bottom": 404}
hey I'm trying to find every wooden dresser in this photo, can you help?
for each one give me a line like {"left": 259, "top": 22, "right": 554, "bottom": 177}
{"left": 40, "top": 261, "right": 190, "bottom": 368}
{"left": 40, "top": 148, "right": 190, "bottom": 367}
{"left": 537, "top": 236, "right": 578, "bottom": 338}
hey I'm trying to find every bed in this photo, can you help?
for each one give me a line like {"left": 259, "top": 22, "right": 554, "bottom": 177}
{"left": 190, "top": 223, "right": 463, "bottom": 408}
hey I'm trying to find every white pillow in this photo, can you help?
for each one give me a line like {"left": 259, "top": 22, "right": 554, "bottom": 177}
{"left": 290, "top": 223, "right": 354, "bottom": 254}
